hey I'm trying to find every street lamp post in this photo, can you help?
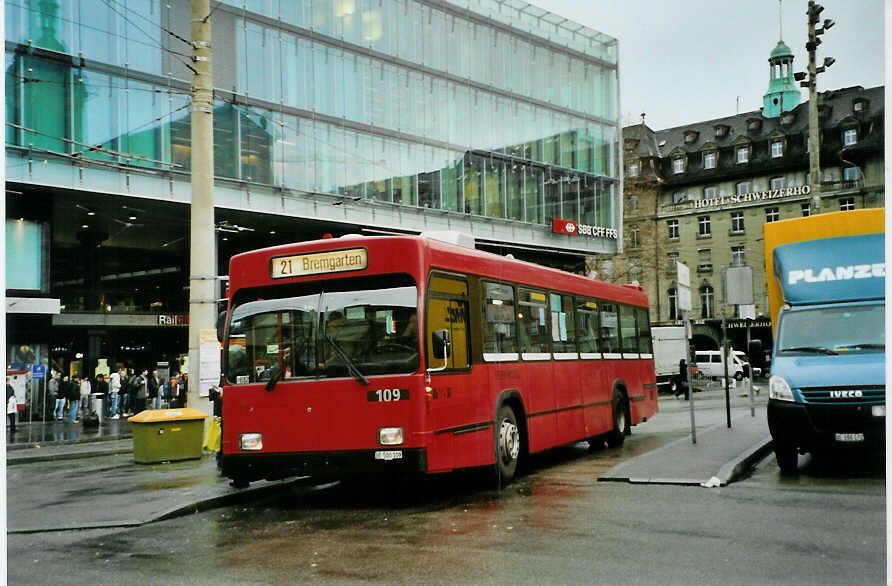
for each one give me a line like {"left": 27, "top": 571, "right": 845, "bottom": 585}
{"left": 796, "top": 1, "right": 834, "bottom": 214}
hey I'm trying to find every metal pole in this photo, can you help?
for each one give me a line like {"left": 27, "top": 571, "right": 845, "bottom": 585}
{"left": 747, "top": 320, "right": 755, "bottom": 417}
{"left": 722, "top": 310, "right": 731, "bottom": 428}
{"left": 807, "top": 5, "right": 822, "bottom": 213}
{"left": 188, "top": 0, "right": 216, "bottom": 417}
{"left": 684, "top": 310, "right": 696, "bottom": 444}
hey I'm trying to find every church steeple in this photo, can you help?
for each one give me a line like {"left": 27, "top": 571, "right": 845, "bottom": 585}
{"left": 763, "top": 0, "right": 800, "bottom": 118}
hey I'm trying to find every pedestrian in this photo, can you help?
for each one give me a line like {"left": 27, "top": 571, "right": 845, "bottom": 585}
{"left": 94, "top": 373, "right": 108, "bottom": 424}
{"left": 108, "top": 367, "right": 121, "bottom": 419}
{"left": 66, "top": 376, "right": 81, "bottom": 423}
{"left": 134, "top": 369, "right": 148, "bottom": 414}
{"left": 47, "top": 371, "right": 60, "bottom": 420}
{"left": 122, "top": 368, "right": 136, "bottom": 416}
{"left": 80, "top": 375, "right": 92, "bottom": 415}
{"left": 168, "top": 374, "right": 180, "bottom": 409}
{"left": 179, "top": 373, "right": 188, "bottom": 408}
{"left": 6, "top": 377, "right": 17, "bottom": 433}
{"left": 54, "top": 375, "right": 69, "bottom": 420}
{"left": 154, "top": 376, "right": 166, "bottom": 410}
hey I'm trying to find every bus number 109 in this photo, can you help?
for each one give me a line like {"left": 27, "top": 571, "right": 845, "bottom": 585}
{"left": 368, "top": 389, "right": 409, "bottom": 402}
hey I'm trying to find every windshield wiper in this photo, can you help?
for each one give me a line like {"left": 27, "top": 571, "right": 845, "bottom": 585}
{"left": 840, "top": 343, "right": 886, "bottom": 351}
{"left": 782, "top": 346, "right": 838, "bottom": 355}
{"left": 325, "top": 334, "right": 369, "bottom": 385}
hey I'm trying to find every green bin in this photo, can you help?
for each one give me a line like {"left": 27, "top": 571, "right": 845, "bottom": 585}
{"left": 128, "top": 408, "right": 209, "bottom": 464}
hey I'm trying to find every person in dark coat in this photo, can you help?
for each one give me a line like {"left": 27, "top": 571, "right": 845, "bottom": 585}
{"left": 94, "top": 374, "right": 109, "bottom": 423}
{"left": 148, "top": 369, "right": 160, "bottom": 410}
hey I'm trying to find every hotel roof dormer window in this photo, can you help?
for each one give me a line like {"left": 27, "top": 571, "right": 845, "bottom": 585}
{"left": 843, "top": 128, "right": 858, "bottom": 146}
{"left": 714, "top": 125, "right": 729, "bottom": 138}
{"left": 624, "top": 138, "right": 639, "bottom": 152}
{"left": 853, "top": 98, "right": 869, "bottom": 112}
{"left": 746, "top": 118, "right": 762, "bottom": 132}
{"left": 818, "top": 104, "right": 833, "bottom": 119}
{"left": 780, "top": 112, "right": 796, "bottom": 126}
{"left": 672, "top": 157, "right": 686, "bottom": 174}
{"left": 684, "top": 130, "right": 699, "bottom": 144}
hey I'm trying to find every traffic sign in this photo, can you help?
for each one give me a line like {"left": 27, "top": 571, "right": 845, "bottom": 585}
{"left": 31, "top": 364, "right": 46, "bottom": 378}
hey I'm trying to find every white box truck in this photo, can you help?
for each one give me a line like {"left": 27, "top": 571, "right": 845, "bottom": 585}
{"left": 651, "top": 326, "right": 687, "bottom": 394}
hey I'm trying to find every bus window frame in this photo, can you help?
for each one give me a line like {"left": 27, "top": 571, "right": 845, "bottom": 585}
{"left": 481, "top": 280, "right": 520, "bottom": 362}
{"left": 516, "top": 286, "right": 551, "bottom": 361}
{"left": 425, "top": 270, "right": 472, "bottom": 373}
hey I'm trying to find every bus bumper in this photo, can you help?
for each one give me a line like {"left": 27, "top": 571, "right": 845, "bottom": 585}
{"left": 220, "top": 448, "right": 428, "bottom": 483}
{"left": 767, "top": 400, "right": 885, "bottom": 454}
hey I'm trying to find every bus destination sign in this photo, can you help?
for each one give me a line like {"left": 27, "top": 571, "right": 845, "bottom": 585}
{"left": 271, "top": 248, "right": 368, "bottom": 279}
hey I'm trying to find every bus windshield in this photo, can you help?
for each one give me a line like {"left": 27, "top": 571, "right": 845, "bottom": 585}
{"left": 226, "top": 275, "right": 419, "bottom": 384}
{"left": 778, "top": 304, "right": 885, "bottom": 354}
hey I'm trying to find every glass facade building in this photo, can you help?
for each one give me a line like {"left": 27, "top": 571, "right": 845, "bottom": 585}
{"left": 6, "top": 0, "right": 621, "bottom": 381}
{"left": 7, "top": 0, "right": 621, "bottom": 253}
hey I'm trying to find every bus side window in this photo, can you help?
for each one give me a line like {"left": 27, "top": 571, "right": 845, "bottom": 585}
{"left": 483, "top": 282, "right": 517, "bottom": 354}
{"left": 575, "top": 298, "right": 599, "bottom": 353}
{"left": 517, "top": 288, "right": 549, "bottom": 354}
{"left": 619, "top": 305, "right": 638, "bottom": 355}
{"left": 427, "top": 276, "right": 470, "bottom": 370}
{"left": 636, "top": 307, "right": 652, "bottom": 355}
{"left": 599, "top": 303, "right": 620, "bottom": 354}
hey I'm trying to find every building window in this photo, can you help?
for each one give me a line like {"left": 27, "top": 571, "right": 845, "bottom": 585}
{"left": 770, "top": 140, "right": 784, "bottom": 158}
{"left": 672, "top": 191, "right": 687, "bottom": 204}
{"left": 700, "top": 285, "right": 715, "bottom": 319}
{"left": 667, "top": 219, "right": 679, "bottom": 240}
{"left": 843, "top": 128, "right": 858, "bottom": 146}
{"left": 839, "top": 197, "right": 855, "bottom": 211}
{"left": 628, "top": 226, "right": 640, "bottom": 248}
{"left": 731, "top": 245, "right": 745, "bottom": 266}
{"left": 801, "top": 202, "right": 811, "bottom": 217}
{"left": 704, "top": 151, "right": 717, "bottom": 169}
{"left": 703, "top": 186, "right": 717, "bottom": 199}
{"left": 628, "top": 161, "right": 640, "bottom": 177}
{"left": 765, "top": 207, "right": 780, "bottom": 222}
{"left": 698, "top": 215, "right": 711, "bottom": 237}
{"left": 672, "top": 158, "right": 685, "bottom": 174}
{"left": 736, "top": 147, "right": 749, "bottom": 164}
{"left": 628, "top": 195, "right": 640, "bottom": 212}
{"left": 736, "top": 181, "right": 751, "bottom": 195}
{"left": 668, "top": 287, "right": 678, "bottom": 320}
{"left": 843, "top": 166, "right": 861, "bottom": 183}
{"left": 770, "top": 176, "right": 785, "bottom": 190}
{"left": 698, "top": 249, "right": 712, "bottom": 273}
{"left": 629, "top": 258, "right": 641, "bottom": 282}
{"left": 666, "top": 251, "right": 679, "bottom": 274}
{"left": 731, "top": 211, "right": 745, "bottom": 233}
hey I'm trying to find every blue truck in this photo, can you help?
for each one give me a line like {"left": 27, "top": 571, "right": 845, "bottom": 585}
{"left": 764, "top": 210, "right": 885, "bottom": 474}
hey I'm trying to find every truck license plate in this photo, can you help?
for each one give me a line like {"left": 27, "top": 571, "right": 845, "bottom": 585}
{"left": 835, "top": 433, "right": 865, "bottom": 443}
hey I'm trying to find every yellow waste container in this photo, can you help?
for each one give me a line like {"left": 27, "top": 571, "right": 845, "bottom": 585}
{"left": 129, "top": 408, "right": 209, "bottom": 464}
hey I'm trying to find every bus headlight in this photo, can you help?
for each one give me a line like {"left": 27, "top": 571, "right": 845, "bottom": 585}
{"left": 239, "top": 433, "right": 263, "bottom": 451}
{"left": 769, "top": 376, "right": 795, "bottom": 402}
{"left": 378, "top": 427, "right": 404, "bottom": 445}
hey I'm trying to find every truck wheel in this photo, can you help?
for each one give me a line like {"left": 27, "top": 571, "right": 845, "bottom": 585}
{"left": 495, "top": 404, "right": 521, "bottom": 483}
{"left": 669, "top": 378, "right": 678, "bottom": 394}
{"left": 774, "top": 442, "right": 798, "bottom": 475}
{"left": 606, "top": 391, "right": 628, "bottom": 447}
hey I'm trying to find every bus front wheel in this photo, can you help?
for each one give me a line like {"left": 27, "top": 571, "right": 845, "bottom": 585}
{"left": 606, "top": 391, "right": 628, "bottom": 448}
{"left": 495, "top": 404, "right": 521, "bottom": 483}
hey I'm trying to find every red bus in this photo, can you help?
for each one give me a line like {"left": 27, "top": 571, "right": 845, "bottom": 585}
{"left": 219, "top": 234, "right": 658, "bottom": 487}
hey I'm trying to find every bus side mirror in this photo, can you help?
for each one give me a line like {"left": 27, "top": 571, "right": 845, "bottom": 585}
{"left": 216, "top": 311, "right": 227, "bottom": 343}
{"left": 432, "top": 329, "right": 451, "bottom": 359}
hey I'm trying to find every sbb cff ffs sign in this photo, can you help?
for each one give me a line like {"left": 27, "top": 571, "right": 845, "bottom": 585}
{"left": 551, "top": 218, "right": 619, "bottom": 240}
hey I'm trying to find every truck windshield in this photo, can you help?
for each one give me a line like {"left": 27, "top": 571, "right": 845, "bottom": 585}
{"left": 225, "top": 274, "right": 419, "bottom": 384}
{"left": 778, "top": 304, "right": 885, "bottom": 354}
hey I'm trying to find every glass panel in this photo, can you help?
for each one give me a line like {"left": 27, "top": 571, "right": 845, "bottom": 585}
{"left": 636, "top": 308, "right": 652, "bottom": 354}
{"left": 524, "top": 168, "right": 544, "bottom": 224}
{"left": 463, "top": 154, "right": 483, "bottom": 215}
{"left": 550, "top": 294, "right": 576, "bottom": 352}
{"left": 483, "top": 282, "right": 517, "bottom": 354}
{"left": 599, "top": 302, "right": 620, "bottom": 353}
{"left": 484, "top": 159, "right": 503, "bottom": 218}
{"left": 20, "top": 55, "right": 70, "bottom": 153}
{"left": 516, "top": 288, "right": 549, "bottom": 354}
{"left": 575, "top": 298, "right": 600, "bottom": 353}
{"left": 240, "top": 108, "right": 274, "bottom": 184}
{"left": 619, "top": 306, "right": 638, "bottom": 354}
{"left": 75, "top": 71, "right": 117, "bottom": 162}
{"left": 213, "top": 102, "right": 239, "bottom": 179}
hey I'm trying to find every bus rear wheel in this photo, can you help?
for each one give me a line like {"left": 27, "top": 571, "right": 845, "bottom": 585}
{"left": 495, "top": 404, "right": 521, "bottom": 483}
{"left": 606, "top": 391, "right": 628, "bottom": 448}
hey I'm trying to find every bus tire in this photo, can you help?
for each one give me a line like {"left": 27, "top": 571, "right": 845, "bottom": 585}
{"left": 230, "top": 476, "right": 250, "bottom": 489}
{"left": 606, "top": 391, "right": 628, "bottom": 448}
{"left": 495, "top": 403, "right": 521, "bottom": 483}
{"left": 774, "top": 442, "right": 799, "bottom": 475}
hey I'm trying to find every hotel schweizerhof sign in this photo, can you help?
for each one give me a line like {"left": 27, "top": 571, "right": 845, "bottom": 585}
{"left": 691, "top": 185, "right": 811, "bottom": 210}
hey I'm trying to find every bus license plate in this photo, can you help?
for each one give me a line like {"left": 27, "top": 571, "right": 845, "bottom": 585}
{"left": 835, "top": 433, "right": 864, "bottom": 443}
{"left": 375, "top": 450, "right": 403, "bottom": 461}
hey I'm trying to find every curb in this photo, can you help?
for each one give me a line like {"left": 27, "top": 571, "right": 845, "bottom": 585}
{"left": 715, "top": 437, "right": 774, "bottom": 486}
{"left": 7, "top": 475, "right": 322, "bottom": 535}
{"left": 7, "top": 446, "right": 134, "bottom": 466}
{"left": 7, "top": 433, "right": 133, "bottom": 452}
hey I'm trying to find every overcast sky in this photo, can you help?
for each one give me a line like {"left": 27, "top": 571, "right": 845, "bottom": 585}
{"left": 528, "top": 0, "right": 885, "bottom": 131}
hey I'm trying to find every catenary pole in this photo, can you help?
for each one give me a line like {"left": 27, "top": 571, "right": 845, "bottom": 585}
{"left": 188, "top": 0, "right": 215, "bottom": 416}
